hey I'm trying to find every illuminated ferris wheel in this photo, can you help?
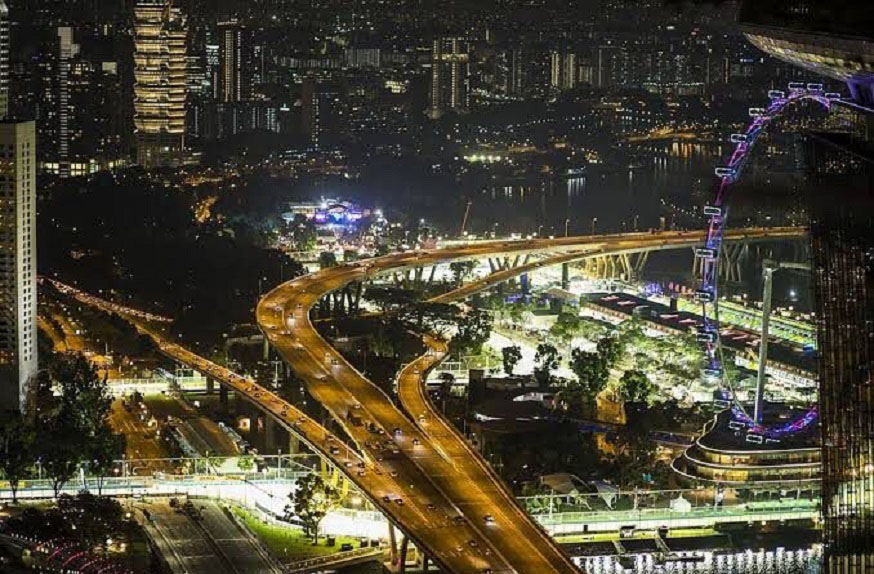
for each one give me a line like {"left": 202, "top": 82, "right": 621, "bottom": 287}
{"left": 695, "top": 82, "right": 839, "bottom": 438}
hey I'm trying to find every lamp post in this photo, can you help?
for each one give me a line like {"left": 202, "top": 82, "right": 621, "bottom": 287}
{"left": 591, "top": 217, "right": 598, "bottom": 235}
{"left": 564, "top": 218, "right": 570, "bottom": 237}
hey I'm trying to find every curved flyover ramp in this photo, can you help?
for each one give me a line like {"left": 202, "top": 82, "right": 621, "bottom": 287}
{"left": 257, "top": 227, "right": 804, "bottom": 574}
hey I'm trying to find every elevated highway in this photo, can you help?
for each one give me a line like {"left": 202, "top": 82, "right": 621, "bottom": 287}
{"left": 258, "top": 227, "right": 804, "bottom": 574}
{"left": 47, "top": 228, "right": 805, "bottom": 574}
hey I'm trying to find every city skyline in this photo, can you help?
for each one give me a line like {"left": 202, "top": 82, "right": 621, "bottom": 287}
{"left": 0, "top": 2, "right": 871, "bottom": 574}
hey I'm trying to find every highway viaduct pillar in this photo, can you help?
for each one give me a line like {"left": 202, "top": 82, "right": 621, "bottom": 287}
{"left": 219, "top": 384, "right": 228, "bottom": 406}
{"left": 206, "top": 377, "right": 215, "bottom": 394}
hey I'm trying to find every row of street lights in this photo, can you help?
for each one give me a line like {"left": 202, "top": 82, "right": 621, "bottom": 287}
{"left": 532, "top": 217, "right": 599, "bottom": 239}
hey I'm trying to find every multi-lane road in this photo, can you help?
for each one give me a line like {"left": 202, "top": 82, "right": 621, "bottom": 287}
{"left": 141, "top": 500, "right": 282, "bottom": 574}
{"left": 258, "top": 227, "right": 805, "bottom": 574}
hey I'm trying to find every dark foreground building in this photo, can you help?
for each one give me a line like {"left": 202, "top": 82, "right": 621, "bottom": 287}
{"left": 805, "top": 132, "right": 874, "bottom": 573}
{"left": 740, "top": 1, "right": 874, "bottom": 571}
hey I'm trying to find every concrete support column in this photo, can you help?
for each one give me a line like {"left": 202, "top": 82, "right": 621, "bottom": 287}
{"left": 288, "top": 433, "right": 300, "bottom": 455}
{"left": 399, "top": 536, "right": 409, "bottom": 574}
{"left": 561, "top": 263, "right": 570, "bottom": 290}
{"left": 219, "top": 384, "right": 229, "bottom": 406}
{"left": 264, "top": 415, "right": 277, "bottom": 453}
{"left": 263, "top": 336, "right": 270, "bottom": 361}
{"left": 388, "top": 523, "right": 398, "bottom": 566}
{"left": 206, "top": 377, "right": 215, "bottom": 395}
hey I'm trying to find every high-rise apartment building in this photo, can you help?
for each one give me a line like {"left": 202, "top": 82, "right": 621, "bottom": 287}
{"left": 0, "top": 120, "right": 37, "bottom": 413}
{"left": 0, "top": 0, "right": 8, "bottom": 119}
{"left": 550, "top": 50, "right": 577, "bottom": 92}
{"left": 133, "top": 0, "right": 186, "bottom": 168}
{"left": 429, "top": 38, "right": 470, "bottom": 119}
{"left": 217, "top": 20, "right": 249, "bottom": 103}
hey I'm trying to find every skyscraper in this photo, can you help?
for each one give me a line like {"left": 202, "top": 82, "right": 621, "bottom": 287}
{"left": 429, "top": 37, "right": 470, "bottom": 119}
{"left": 133, "top": 0, "right": 187, "bottom": 168}
{"left": 0, "top": 120, "right": 37, "bottom": 413}
{"left": 0, "top": 0, "right": 8, "bottom": 120}
{"left": 217, "top": 20, "right": 249, "bottom": 103}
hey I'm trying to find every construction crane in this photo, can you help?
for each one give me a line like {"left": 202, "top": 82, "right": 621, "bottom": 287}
{"left": 460, "top": 200, "right": 472, "bottom": 237}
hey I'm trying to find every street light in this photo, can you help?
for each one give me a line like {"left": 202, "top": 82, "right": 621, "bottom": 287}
{"left": 564, "top": 219, "right": 570, "bottom": 238}
{"left": 591, "top": 217, "right": 598, "bottom": 235}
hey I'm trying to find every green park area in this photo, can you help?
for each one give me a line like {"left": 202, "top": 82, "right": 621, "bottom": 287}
{"left": 231, "top": 506, "right": 363, "bottom": 561}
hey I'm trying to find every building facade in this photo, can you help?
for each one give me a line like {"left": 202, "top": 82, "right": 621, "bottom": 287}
{"left": 429, "top": 37, "right": 469, "bottom": 119}
{"left": 0, "top": 0, "right": 8, "bottom": 120}
{"left": 0, "top": 120, "right": 37, "bottom": 412}
{"left": 133, "top": 0, "right": 186, "bottom": 168}
{"left": 217, "top": 20, "right": 248, "bottom": 103}
{"left": 805, "top": 131, "right": 874, "bottom": 573}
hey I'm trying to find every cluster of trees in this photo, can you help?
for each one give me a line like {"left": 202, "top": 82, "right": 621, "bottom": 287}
{"left": 449, "top": 309, "right": 493, "bottom": 356}
{"left": 548, "top": 310, "right": 610, "bottom": 346}
{"left": 6, "top": 492, "right": 134, "bottom": 549}
{"left": 0, "top": 353, "right": 125, "bottom": 501}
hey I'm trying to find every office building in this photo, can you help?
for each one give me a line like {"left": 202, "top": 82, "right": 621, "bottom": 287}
{"left": 133, "top": 0, "right": 187, "bottom": 168}
{"left": 0, "top": 120, "right": 37, "bottom": 412}
{"left": 429, "top": 37, "right": 469, "bottom": 119}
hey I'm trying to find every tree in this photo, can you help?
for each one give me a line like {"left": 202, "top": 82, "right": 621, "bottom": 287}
{"left": 534, "top": 343, "right": 561, "bottom": 388}
{"left": 53, "top": 354, "right": 112, "bottom": 438}
{"left": 35, "top": 353, "right": 121, "bottom": 498}
{"left": 569, "top": 349, "right": 609, "bottom": 403}
{"left": 450, "top": 309, "right": 492, "bottom": 356}
{"left": 596, "top": 336, "right": 625, "bottom": 367}
{"left": 501, "top": 345, "right": 523, "bottom": 376}
{"left": 549, "top": 311, "right": 581, "bottom": 345}
{"left": 87, "top": 425, "right": 126, "bottom": 496}
{"left": 39, "top": 417, "right": 82, "bottom": 499}
{"left": 237, "top": 455, "right": 255, "bottom": 473}
{"left": 449, "top": 260, "right": 477, "bottom": 286}
{"left": 287, "top": 473, "right": 342, "bottom": 543}
{"left": 319, "top": 251, "right": 338, "bottom": 269}
{"left": 0, "top": 413, "right": 34, "bottom": 503}
{"left": 618, "top": 370, "right": 655, "bottom": 404}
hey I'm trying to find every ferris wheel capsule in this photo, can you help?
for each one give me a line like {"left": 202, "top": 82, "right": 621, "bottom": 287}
{"left": 696, "top": 330, "right": 718, "bottom": 344}
{"left": 695, "top": 247, "right": 718, "bottom": 259}
{"left": 694, "top": 289, "right": 715, "bottom": 303}
{"left": 806, "top": 83, "right": 823, "bottom": 92}
{"left": 748, "top": 107, "right": 767, "bottom": 118}
{"left": 729, "top": 133, "right": 749, "bottom": 143}
{"left": 767, "top": 90, "right": 786, "bottom": 100}
{"left": 703, "top": 205, "right": 723, "bottom": 217}
{"left": 788, "top": 81, "right": 806, "bottom": 92}
{"left": 825, "top": 92, "right": 842, "bottom": 100}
